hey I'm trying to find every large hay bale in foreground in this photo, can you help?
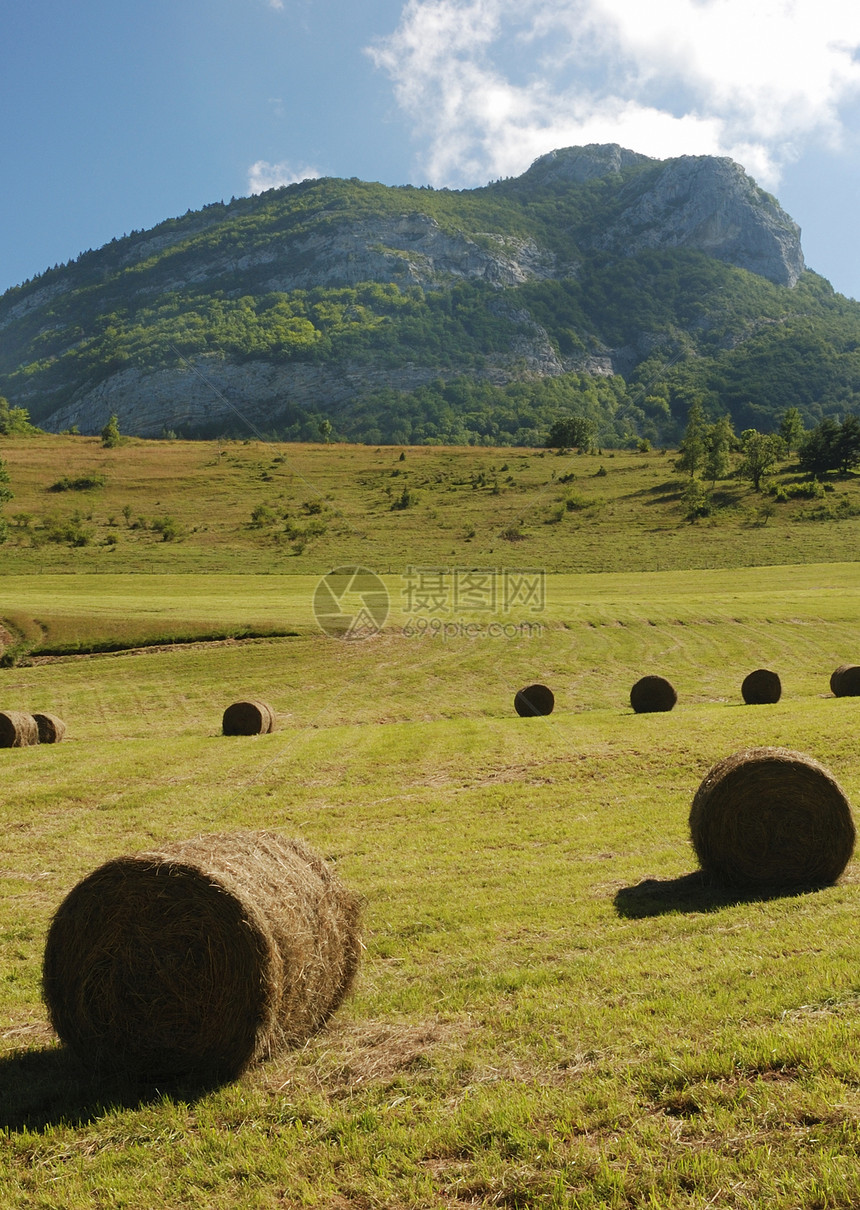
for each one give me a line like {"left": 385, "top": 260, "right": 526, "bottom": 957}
{"left": 33, "top": 712, "right": 66, "bottom": 743}
{"left": 43, "top": 831, "right": 361, "bottom": 1081}
{"left": 830, "top": 664, "right": 860, "bottom": 697}
{"left": 741, "top": 668, "right": 782, "bottom": 705}
{"left": 514, "top": 683, "right": 555, "bottom": 717}
{"left": 222, "top": 699, "right": 275, "bottom": 735}
{"left": 0, "top": 711, "right": 39, "bottom": 748}
{"left": 689, "top": 747, "right": 855, "bottom": 889}
{"left": 630, "top": 675, "right": 677, "bottom": 714}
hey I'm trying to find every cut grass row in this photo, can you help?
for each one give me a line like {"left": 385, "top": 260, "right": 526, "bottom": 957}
{"left": 2, "top": 560, "right": 859, "bottom": 665}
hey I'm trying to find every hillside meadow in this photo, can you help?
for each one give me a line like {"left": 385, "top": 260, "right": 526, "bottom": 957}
{"left": 1, "top": 435, "right": 860, "bottom": 1207}
{"left": 2, "top": 435, "right": 860, "bottom": 583}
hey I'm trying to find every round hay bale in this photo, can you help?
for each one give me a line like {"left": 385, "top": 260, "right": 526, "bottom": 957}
{"left": 33, "top": 712, "right": 66, "bottom": 744}
{"left": 514, "top": 683, "right": 555, "bottom": 717}
{"left": 43, "top": 831, "right": 361, "bottom": 1081}
{"left": 830, "top": 664, "right": 860, "bottom": 697}
{"left": 630, "top": 675, "right": 677, "bottom": 714}
{"left": 0, "top": 711, "right": 39, "bottom": 748}
{"left": 222, "top": 700, "right": 275, "bottom": 735}
{"left": 741, "top": 668, "right": 782, "bottom": 705}
{"left": 689, "top": 747, "right": 855, "bottom": 889}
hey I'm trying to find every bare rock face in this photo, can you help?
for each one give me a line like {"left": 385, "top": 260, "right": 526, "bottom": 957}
{"left": 587, "top": 155, "right": 804, "bottom": 286}
{"left": 523, "top": 143, "right": 654, "bottom": 185}
{"left": 42, "top": 357, "right": 476, "bottom": 438}
{"left": 259, "top": 214, "right": 563, "bottom": 291}
{"left": 144, "top": 213, "right": 565, "bottom": 298}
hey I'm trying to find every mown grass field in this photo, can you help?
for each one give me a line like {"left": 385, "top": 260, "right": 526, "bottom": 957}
{"left": 1, "top": 436, "right": 860, "bottom": 1208}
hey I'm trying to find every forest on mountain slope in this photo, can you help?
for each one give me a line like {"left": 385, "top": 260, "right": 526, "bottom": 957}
{"left": 2, "top": 164, "right": 860, "bottom": 446}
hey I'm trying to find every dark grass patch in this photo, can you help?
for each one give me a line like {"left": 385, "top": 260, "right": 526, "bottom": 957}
{"left": 26, "top": 627, "right": 300, "bottom": 659}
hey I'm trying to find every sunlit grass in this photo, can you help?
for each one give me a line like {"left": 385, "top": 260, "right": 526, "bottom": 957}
{"left": 1, "top": 563, "right": 860, "bottom": 1206}
{"left": 2, "top": 434, "right": 860, "bottom": 575}
{"left": 1, "top": 439, "right": 860, "bottom": 1205}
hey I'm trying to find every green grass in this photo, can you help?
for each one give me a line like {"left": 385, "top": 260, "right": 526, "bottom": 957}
{"left": 2, "top": 435, "right": 860, "bottom": 577}
{"left": 1, "top": 439, "right": 860, "bottom": 1206}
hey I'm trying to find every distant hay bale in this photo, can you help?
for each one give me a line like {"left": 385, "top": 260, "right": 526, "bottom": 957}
{"left": 689, "top": 747, "right": 855, "bottom": 889}
{"left": 33, "top": 712, "right": 66, "bottom": 743}
{"left": 830, "top": 664, "right": 860, "bottom": 697}
{"left": 0, "top": 711, "right": 39, "bottom": 748}
{"left": 741, "top": 668, "right": 782, "bottom": 705}
{"left": 629, "top": 675, "right": 677, "bottom": 714}
{"left": 42, "top": 831, "right": 361, "bottom": 1081}
{"left": 222, "top": 700, "right": 275, "bottom": 735}
{"left": 514, "top": 683, "right": 555, "bottom": 717}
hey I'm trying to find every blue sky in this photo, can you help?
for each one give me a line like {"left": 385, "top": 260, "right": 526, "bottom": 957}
{"left": 3, "top": 0, "right": 860, "bottom": 298}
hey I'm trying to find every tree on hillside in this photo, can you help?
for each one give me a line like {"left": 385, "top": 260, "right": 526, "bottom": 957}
{"left": 779, "top": 406, "right": 805, "bottom": 454}
{"left": 738, "top": 428, "right": 784, "bottom": 491}
{"left": 0, "top": 396, "right": 37, "bottom": 436}
{"left": 703, "top": 414, "right": 736, "bottom": 486}
{"left": 546, "top": 414, "right": 595, "bottom": 450}
{"left": 0, "top": 455, "right": 12, "bottom": 542}
{"left": 798, "top": 417, "right": 840, "bottom": 476}
{"left": 675, "top": 399, "right": 709, "bottom": 478}
{"left": 798, "top": 415, "right": 860, "bottom": 476}
{"left": 101, "top": 414, "right": 121, "bottom": 448}
{"left": 836, "top": 413, "right": 860, "bottom": 472}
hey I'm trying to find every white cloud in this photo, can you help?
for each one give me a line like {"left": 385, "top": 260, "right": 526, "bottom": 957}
{"left": 368, "top": 0, "right": 860, "bottom": 188}
{"left": 247, "top": 160, "right": 321, "bottom": 194}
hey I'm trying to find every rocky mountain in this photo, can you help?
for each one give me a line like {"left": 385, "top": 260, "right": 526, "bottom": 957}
{"left": 1, "top": 144, "right": 857, "bottom": 446}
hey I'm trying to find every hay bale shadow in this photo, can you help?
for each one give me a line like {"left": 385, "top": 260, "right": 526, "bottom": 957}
{"left": 0, "top": 1044, "right": 218, "bottom": 1133}
{"left": 613, "top": 870, "right": 823, "bottom": 919}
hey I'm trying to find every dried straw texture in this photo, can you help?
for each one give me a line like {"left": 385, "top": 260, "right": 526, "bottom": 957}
{"left": 43, "top": 831, "right": 361, "bottom": 1082}
{"left": 222, "top": 700, "right": 275, "bottom": 735}
{"left": 33, "top": 712, "right": 66, "bottom": 743}
{"left": 514, "top": 684, "right": 555, "bottom": 717}
{"left": 630, "top": 675, "right": 677, "bottom": 714}
{"left": 830, "top": 664, "right": 860, "bottom": 697}
{"left": 741, "top": 668, "right": 782, "bottom": 705}
{"left": 0, "top": 710, "right": 39, "bottom": 748}
{"left": 689, "top": 747, "right": 855, "bottom": 889}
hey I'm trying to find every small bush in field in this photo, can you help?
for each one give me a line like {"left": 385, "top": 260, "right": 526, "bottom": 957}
{"left": 49, "top": 474, "right": 107, "bottom": 493}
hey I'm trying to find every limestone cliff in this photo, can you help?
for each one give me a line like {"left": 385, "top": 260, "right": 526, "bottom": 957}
{"left": 586, "top": 154, "right": 804, "bottom": 287}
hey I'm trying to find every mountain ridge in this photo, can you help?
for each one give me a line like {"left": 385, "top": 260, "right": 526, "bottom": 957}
{"left": 2, "top": 144, "right": 856, "bottom": 447}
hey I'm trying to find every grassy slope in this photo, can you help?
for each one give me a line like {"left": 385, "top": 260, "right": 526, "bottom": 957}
{"left": 2, "top": 435, "right": 860, "bottom": 582}
{"left": 1, "top": 437, "right": 860, "bottom": 1208}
